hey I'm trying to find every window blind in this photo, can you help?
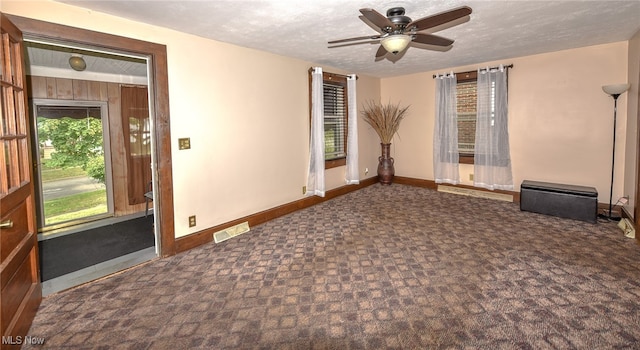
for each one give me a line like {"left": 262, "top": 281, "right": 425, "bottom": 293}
{"left": 323, "top": 82, "right": 346, "bottom": 160}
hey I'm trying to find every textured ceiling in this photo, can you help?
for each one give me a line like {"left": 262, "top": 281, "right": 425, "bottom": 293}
{"left": 31, "top": 1, "right": 640, "bottom": 78}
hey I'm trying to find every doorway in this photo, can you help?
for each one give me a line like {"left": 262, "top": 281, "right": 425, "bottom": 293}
{"left": 24, "top": 39, "right": 158, "bottom": 295}
{"left": 2, "top": 13, "right": 175, "bottom": 340}
{"left": 6, "top": 14, "right": 175, "bottom": 258}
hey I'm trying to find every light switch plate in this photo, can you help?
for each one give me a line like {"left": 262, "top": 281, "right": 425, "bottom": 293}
{"left": 178, "top": 138, "right": 191, "bottom": 150}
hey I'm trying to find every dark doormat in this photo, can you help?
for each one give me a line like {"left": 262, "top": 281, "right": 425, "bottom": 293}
{"left": 39, "top": 216, "right": 155, "bottom": 281}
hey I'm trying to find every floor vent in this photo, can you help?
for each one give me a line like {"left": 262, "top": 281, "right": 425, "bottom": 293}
{"left": 214, "top": 221, "right": 250, "bottom": 243}
{"left": 437, "top": 185, "right": 513, "bottom": 202}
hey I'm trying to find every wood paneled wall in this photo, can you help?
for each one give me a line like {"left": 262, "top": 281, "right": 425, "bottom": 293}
{"left": 27, "top": 75, "right": 146, "bottom": 217}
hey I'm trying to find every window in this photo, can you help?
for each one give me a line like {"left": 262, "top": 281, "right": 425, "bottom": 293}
{"left": 456, "top": 70, "right": 501, "bottom": 164}
{"left": 32, "top": 100, "right": 113, "bottom": 230}
{"left": 323, "top": 81, "right": 346, "bottom": 161}
{"left": 456, "top": 70, "right": 503, "bottom": 166}
{"left": 456, "top": 71, "right": 477, "bottom": 164}
{"left": 310, "top": 71, "right": 349, "bottom": 169}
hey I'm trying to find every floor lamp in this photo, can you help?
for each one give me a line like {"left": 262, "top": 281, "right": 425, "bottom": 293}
{"left": 601, "top": 83, "right": 631, "bottom": 221}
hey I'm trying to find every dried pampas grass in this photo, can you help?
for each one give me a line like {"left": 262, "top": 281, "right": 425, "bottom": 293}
{"left": 361, "top": 100, "right": 410, "bottom": 144}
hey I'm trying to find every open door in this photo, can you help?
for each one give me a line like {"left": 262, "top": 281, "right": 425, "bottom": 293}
{"left": 0, "top": 13, "right": 42, "bottom": 347}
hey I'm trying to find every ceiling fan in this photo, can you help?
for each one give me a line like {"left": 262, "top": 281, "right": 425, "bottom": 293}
{"left": 328, "top": 6, "right": 472, "bottom": 60}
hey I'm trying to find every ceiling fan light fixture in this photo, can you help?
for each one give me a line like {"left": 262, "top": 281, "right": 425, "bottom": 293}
{"left": 69, "top": 54, "right": 86, "bottom": 71}
{"left": 381, "top": 34, "right": 411, "bottom": 54}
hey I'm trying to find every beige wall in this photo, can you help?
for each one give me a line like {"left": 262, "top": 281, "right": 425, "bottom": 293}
{"left": 3, "top": 1, "right": 381, "bottom": 238}
{"left": 624, "top": 29, "right": 640, "bottom": 219}
{"left": 381, "top": 42, "right": 630, "bottom": 204}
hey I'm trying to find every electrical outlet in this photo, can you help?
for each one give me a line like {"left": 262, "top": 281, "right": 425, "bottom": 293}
{"left": 469, "top": 174, "right": 474, "bottom": 181}
{"left": 302, "top": 186, "right": 306, "bottom": 195}
{"left": 189, "top": 215, "right": 196, "bottom": 227}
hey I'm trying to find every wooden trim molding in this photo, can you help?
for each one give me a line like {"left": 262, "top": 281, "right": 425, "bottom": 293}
{"left": 635, "top": 72, "right": 640, "bottom": 245}
{"left": 175, "top": 177, "right": 378, "bottom": 253}
{"left": 597, "top": 203, "right": 625, "bottom": 219}
{"left": 393, "top": 176, "right": 438, "bottom": 190}
{"left": 622, "top": 206, "right": 635, "bottom": 222}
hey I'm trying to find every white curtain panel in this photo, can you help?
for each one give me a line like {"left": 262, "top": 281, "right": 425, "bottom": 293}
{"left": 306, "top": 67, "right": 325, "bottom": 197}
{"left": 433, "top": 72, "right": 460, "bottom": 184}
{"left": 345, "top": 74, "right": 360, "bottom": 185}
{"left": 474, "top": 65, "right": 513, "bottom": 190}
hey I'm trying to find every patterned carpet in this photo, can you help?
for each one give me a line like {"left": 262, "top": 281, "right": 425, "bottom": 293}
{"left": 25, "top": 184, "right": 640, "bottom": 349}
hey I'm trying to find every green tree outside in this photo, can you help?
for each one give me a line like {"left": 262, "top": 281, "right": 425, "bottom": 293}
{"left": 37, "top": 116, "right": 105, "bottom": 183}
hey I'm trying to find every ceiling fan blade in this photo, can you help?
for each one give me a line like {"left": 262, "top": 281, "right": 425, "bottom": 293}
{"left": 359, "top": 15, "right": 384, "bottom": 34}
{"left": 359, "top": 8, "right": 394, "bottom": 30}
{"left": 405, "top": 6, "right": 472, "bottom": 32}
{"left": 328, "top": 41, "right": 379, "bottom": 49}
{"left": 328, "top": 35, "right": 382, "bottom": 45}
{"left": 412, "top": 33, "right": 454, "bottom": 47}
{"left": 410, "top": 41, "right": 453, "bottom": 52}
{"left": 375, "top": 45, "right": 387, "bottom": 59}
{"left": 423, "top": 15, "right": 470, "bottom": 34}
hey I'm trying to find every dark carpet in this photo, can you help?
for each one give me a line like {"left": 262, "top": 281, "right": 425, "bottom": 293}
{"left": 39, "top": 215, "right": 155, "bottom": 281}
{"left": 25, "top": 184, "right": 640, "bottom": 349}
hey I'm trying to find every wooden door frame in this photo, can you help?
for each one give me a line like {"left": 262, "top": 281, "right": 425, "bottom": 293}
{"left": 636, "top": 75, "right": 640, "bottom": 233}
{"left": 6, "top": 14, "right": 176, "bottom": 257}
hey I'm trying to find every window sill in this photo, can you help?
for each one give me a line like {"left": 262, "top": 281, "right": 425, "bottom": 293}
{"left": 460, "top": 155, "right": 474, "bottom": 164}
{"left": 325, "top": 158, "right": 346, "bottom": 169}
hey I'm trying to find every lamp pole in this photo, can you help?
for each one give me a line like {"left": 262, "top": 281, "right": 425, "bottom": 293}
{"left": 607, "top": 93, "right": 620, "bottom": 220}
{"left": 601, "top": 83, "right": 630, "bottom": 221}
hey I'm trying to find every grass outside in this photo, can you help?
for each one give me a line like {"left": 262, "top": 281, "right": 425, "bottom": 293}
{"left": 40, "top": 159, "right": 85, "bottom": 182}
{"left": 44, "top": 189, "right": 108, "bottom": 225}
{"left": 45, "top": 205, "right": 108, "bottom": 226}
{"left": 39, "top": 159, "right": 109, "bottom": 225}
